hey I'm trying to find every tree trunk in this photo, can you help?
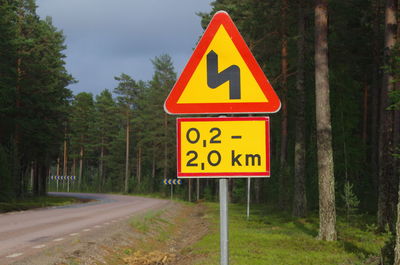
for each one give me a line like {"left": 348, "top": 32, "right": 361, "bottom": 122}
{"left": 63, "top": 126, "right": 68, "bottom": 177}
{"left": 229, "top": 179, "right": 234, "bottom": 202}
{"left": 56, "top": 157, "right": 60, "bottom": 176}
{"left": 14, "top": 57, "right": 22, "bottom": 198}
{"left": 362, "top": 85, "right": 369, "bottom": 144}
{"left": 72, "top": 158, "right": 76, "bottom": 177}
{"left": 163, "top": 113, "right": 168, "bottom": 179}
{"left": 395, "top": 183, "right": 400, "bottom": 265}
{"left": 30, "top": 162, "right": 34, "bottom": 192}
{"left": 370, "top": 0, "right": 382, "bottom": 203}
{"left": 99, "top": 137, "right": 104, "bottom": 191}
{"left": 315, "top": 0, "right": 337, "bottom": 241}
{"left": 137, "top": 145, "right": 142, "bottom": 185}
{"left": 79, "top": 145, "right": 84, "bottom": 189}
{"left": 279, "top": 0, "right": 290, "bottom": 210}
{"left": 124, "top": 115, "right": 130, "bottom": 193}
{"left": 377, "top": 0, "right": 397, "bottom": 231}
{"left": 152, "top": 149, "right": 156, "bottom": 180}
{"left": 254, "top": 178, "right": 261, "bottom": 203}
{"left": 38, "top": 163, "right": 46, "bottom": 196}
{"left": 32, "top": 161, "right": 38, "bottom": 196}
{"left": 293, "top": 0, "right": 307, "bottom": 218}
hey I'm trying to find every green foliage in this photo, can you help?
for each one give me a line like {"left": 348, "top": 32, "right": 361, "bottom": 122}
{"left": 61, "top": 54, "right": 178, "bottom": 195}
{"left": 381, "top": 235, "right": 395, "bottom": 265}
{"left": 388, "top": 90, "right": 400, "bottom": 111}
{"left": 0, "top": 145, "right": 13, "bottom": 202}
{"left": 203, "top": 186, "right": 215, "bottom": 201}
{"left": 341, "top": 181, "right": 360, "bottom": 220}
{"left": 193, "top": 203, "right": 387, "bottom": 265}
{"left": 0, "top": 195, "right": 82, "bottom": 213}
{"left": 0, "top": 0, "right": 73, "bottom": 198}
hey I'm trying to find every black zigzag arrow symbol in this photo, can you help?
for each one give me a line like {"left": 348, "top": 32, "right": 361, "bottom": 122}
{"left": 207, "top": 50, "right": 241, "bottom": 100}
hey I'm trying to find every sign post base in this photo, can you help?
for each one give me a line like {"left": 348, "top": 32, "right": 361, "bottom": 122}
{"left": 220, "top": 178, "right": 229, "bottom": 265}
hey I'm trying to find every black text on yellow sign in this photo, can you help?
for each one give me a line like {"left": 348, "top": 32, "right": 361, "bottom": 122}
{"left": 177, "top": 117, "right": 270, "bottom": 178}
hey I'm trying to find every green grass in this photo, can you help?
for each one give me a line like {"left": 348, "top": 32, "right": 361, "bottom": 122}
{"left": 0, "top": 195, "right": 83, "bottom": 213}
{"left": 192, "top": 203, "right": 388, "bottom": 265}
{"left": 129, "top": 209, "right": 170, "bottom": 234}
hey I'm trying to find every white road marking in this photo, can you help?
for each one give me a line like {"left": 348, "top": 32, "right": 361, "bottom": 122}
{"left": 6, "top": 253, "right": 23, "bottom": 258}
{"left": 105, "top": 222, "right": 110, "bottom": 225}
{"left": 94, "top": 225, "right": 102, "bottom": 228}
{"left": 69, "top": 233, "right": 79, "bottom": 236}
{"left": 53, "top": 237, "right": 64, "bottom": 242}
{"left": 83, "top": 228, "right": 91, "bottom": 232}
{"left": 32, "top": 244, "right": 46, "bottom": 249}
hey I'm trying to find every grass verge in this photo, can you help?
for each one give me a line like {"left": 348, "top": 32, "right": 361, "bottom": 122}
{"left": 0, "top": 195, "right": 86, "bottom": 213}
{"left": 191, "top": 203, "right": 388, "bottom": 265}
{"left": 129, "top": 209, "right": 170, "bottom": 234}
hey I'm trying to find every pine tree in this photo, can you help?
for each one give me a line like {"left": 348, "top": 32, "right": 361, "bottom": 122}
{"left": 315, "top": 0, "right": 337, "bottom": 241}
{"left": 69, "top": 93, "right": 95, "bottom": 190}
{"left": 114, "top": 73, "right": 140, "bottom": 193}
{"left": 94, "top": 89, "right": 118, "bottom": 191}
{"left": 149, "top": 55, "right": 177, "bottom": 182}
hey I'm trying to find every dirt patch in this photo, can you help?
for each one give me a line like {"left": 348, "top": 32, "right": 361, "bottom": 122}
{"left": 123, "top": 250, "right": 176, "bottom": 265}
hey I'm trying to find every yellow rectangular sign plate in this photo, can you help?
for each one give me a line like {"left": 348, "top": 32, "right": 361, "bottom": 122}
{"left": 177, "top": 117, "right": 270, "bottom": 178}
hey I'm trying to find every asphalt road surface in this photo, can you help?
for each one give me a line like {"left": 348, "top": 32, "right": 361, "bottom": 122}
{"left": 0, "top": 193, "right": 169, "bottom": 264}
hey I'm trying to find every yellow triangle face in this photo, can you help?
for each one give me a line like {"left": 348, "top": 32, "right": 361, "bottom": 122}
{"left": 177, "top": 25, "right": 268, "bottom": 104}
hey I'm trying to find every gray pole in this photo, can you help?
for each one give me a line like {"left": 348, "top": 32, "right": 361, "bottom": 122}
{"left": 56, "top": 179, "right": 59, "bottom": 192}
{"left": 219, "top": 178, "right": 229, "bottom": 265}
{"left": 68, "top": 178, "right": 70, "bottom": 192}
{"left": 247, "top": 178, "right": 251, "bottom": 220}
{"left": 171, "top": 184, "right": 173, "bottom": 200}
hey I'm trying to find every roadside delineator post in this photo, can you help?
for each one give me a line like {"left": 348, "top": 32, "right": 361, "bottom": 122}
{"left": 163, "top": 179, "right": 182, "bottom": 200}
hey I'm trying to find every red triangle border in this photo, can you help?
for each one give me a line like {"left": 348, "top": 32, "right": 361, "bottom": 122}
{"left": 164, "top": 11, "right": 281, "bottom": 114}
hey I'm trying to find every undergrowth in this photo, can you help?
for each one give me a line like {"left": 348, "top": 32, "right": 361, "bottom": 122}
{"left": 192, "top": 203, "right": 388, "bottom": 265}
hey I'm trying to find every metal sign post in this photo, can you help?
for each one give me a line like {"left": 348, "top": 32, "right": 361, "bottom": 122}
{"left": 247, "top": 178, "right": 251, "bottom": 220}
{"left": 164, "top": 11, "right": 280, "bottom": 265}
{"left": 220, "top": 179, "right": 229, "bottom": 265}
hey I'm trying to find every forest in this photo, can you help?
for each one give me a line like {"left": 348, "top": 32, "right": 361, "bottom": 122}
{"left": 0, "top": 0, "right": 399, "bottom": 263}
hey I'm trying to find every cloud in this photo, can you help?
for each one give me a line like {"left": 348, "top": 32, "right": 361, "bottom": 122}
{"left": 36, "top": 0, "right": 212, "bottom": 95}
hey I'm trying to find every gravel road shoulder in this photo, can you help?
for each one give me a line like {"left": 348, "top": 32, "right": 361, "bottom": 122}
{"left": 12, "top": 201, "right": 210, "bottom": 265}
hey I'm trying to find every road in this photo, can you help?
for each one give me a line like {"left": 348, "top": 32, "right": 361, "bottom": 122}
{"left": 0, "top": 193, "right": 169, "bottom": 264}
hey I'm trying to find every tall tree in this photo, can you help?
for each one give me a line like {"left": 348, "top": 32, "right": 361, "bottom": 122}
{"left": 0, "top": 0, "right": 72, "bottom": 198}
{"left": 70, "top": 93, "right": 95, "bottom": 190}
{"left": 392, "top": 63, "right": 400, "bottom": 264}
{"left": 377, "top": 0, "right": 398, "bottom": 231}
{"left": 278, "top": 0, "right": 290, "bottom": 210}
{"left": 114, "top": 73, "right": 139, "bottom": 193}
{"left": 94, "top": 89, "right": 118, "bottom": 191}
{"left": 315, "top": 0, "right": 337, "bottom": 241}
{"left": 149, "top": 55, "right": 177, "bottom": 181}
{"left": 292, "top": 0, "right": 307, "bottom": 218}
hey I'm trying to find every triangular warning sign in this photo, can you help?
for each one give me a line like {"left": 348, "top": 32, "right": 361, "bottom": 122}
{"left": 164, "top": 11, "right": 281, "bottom": 114}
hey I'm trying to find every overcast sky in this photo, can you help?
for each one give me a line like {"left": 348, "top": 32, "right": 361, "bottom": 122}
{"left": 36, "top": 0, "right": 213, "bottom": 95}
